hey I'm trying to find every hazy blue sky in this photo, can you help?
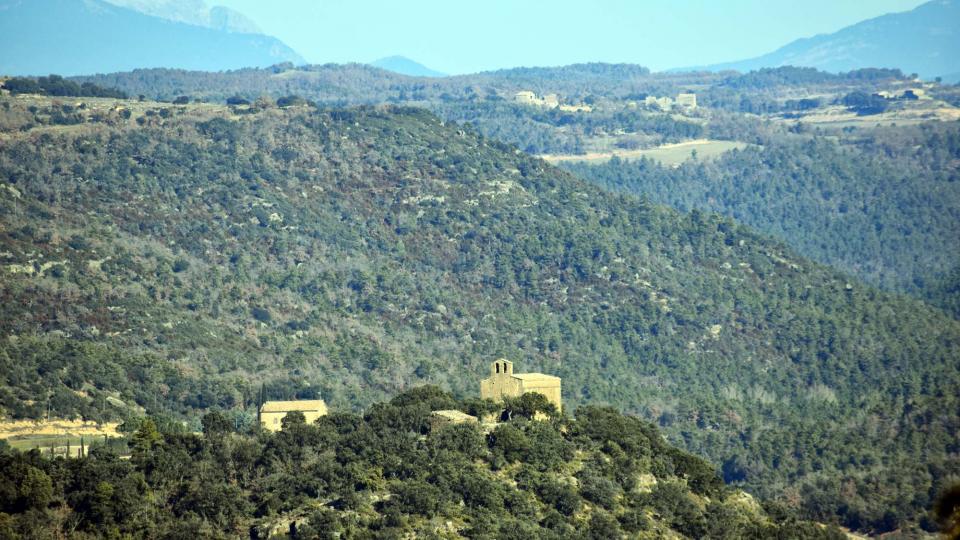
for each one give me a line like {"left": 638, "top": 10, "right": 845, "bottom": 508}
{"left": 214, "top": 0, "right": 928, "bottom": 74}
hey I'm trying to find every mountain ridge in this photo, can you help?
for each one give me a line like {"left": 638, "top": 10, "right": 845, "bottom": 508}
{"left": 687, "top": 0, "right": 960, "bottom": 81}
{"left": 0, "top": 0, "right": 304, "bottom": 76}
{"left": 101, "top": 0, "right": 262, "bottom": 33}
{"left": 371, "top": 55, "right": 447, "bottom": 77}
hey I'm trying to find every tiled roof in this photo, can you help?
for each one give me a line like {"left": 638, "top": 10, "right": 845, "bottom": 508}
{"left": 512, "top": 373, "right": 560, "bottom": 382}
{"left": 259, "top": 400, "right": 327, "bottom": 413}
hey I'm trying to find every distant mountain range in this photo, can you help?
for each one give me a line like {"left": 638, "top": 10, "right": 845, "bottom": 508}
{"left": 102, "top": 0, "right": 261, "bottom": 33}
{"left": 0, "top": 0, "right": 304, "bottom": 76}
{"left": 694, "top": 0, "right": 960, "bottom": 81}
{"left": 371, "top": 56, "right": 446, "bottom": 77}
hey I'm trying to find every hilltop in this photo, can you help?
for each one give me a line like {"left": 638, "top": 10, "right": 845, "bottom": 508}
{"left": 0, "top": 0, "right": 304, "bottom": 76}
{"left": 0, "top": 386, "right": 848, "bottom": 538}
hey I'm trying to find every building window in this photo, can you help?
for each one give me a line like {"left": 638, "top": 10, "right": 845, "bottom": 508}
{"left": 496, "top": 363, "right": 500, "bottom": 374}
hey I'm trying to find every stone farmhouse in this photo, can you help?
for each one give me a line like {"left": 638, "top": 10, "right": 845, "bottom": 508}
{"left": 676, "top": 92, "right": 697, "bottom": 108}
{"left": 644, "top": 92, "right": 697, "bottom": 110}
{"left": 259, "top": 399, "right": 328, "bottom": 432}
{"left": 513, "top": 90, "right": 559, "bottom": 109}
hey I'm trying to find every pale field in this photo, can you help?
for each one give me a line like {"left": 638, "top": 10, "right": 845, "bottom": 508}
{"left": 0, "top": 418, "right": 121, "bottom": 442}
{"left": 776, "top": 103, "right": 960, "bottom": 129}
{"left": 0, "top": 93, "right": 246, "bottom": 139}
{"left": 1, "top": 419, "right": 122, "bottom": 457}
{"left": 540, "top": 139, "right": 748, "bottom": 166}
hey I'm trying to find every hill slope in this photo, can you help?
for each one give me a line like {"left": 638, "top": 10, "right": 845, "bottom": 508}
{"left": 563, "top": 124, "right": 960, "bottom": 315}
{"left": 700, "top": 0, "right": 960, "bottom": 81}
{"left": 0, "top": 95, "right": 957, "bottom": 534}
{"left": 0, "top": 387, "right": 847, "bottom": 539}
{"left": 0, "top": 0, "right": 303, "bottom": 76}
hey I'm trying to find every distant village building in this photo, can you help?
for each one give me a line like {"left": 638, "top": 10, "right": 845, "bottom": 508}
{"left": 480, "top": 359, "right": 562, "bottom": 412}
{"left": 514, "top": 90, "right": 539, "bottom": 105}
{"left": 259, "top": 400, "right": 328, "bottom": 432}
{"left": 644, "top": 93, "right": 697, "bottom": 110}
{"left": 430, "top": 410, "right": 479, "bottom": 431}
{"left": 513, "top": 90, "right": 560, "bottom": 109}
{"left": 676, "top": 92, "right": 697, "bottom": 108}
{"left": 645, "top": 95, "right": 674, "bottom": 110}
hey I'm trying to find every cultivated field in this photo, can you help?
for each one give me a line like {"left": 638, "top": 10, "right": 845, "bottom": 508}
{"left": 777, "top": 102, "right": 960, "bottom": 129}
{"left": 540, "top": 139, "right": 748, "bottom": 166}
{"left": 0, "top": 419, "right": 122, "bottom": 456}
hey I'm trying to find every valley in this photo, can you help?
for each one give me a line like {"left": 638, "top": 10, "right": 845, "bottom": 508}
{"left": 0, "top": 91, "right": 957, "bottom": 535}
{"left": 1, "top": 0, "right": 959, "bottom": 536}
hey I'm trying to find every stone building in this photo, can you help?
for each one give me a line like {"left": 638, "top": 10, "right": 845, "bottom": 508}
{"left": 479, "top": 359, "right": 562, "bottom": 412}
{"left": 259, "top": 399, "right": 328, "bottom": 432}
{"left": 644, "top": 95, "right": 674, "bottom": 110}
{"left": 542, "top": 93, "right": 560, "bottom": 108}
{"left": 676, "top": 93, "right": 697, "bottom": 108}
{"left": 514, "top": 90, "right": 538, "bottom": 105}
{"left": 514, "top": 90, "right": 561, "bottom": 109}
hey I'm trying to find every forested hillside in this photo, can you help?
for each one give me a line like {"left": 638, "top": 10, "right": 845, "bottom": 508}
{"left": 564, "top": 122, "right": 960, "bottom": 314}
{"left": 0, "top": 387, "right": 847, "bottom": 539}
{"left": 67, "top": 65, "right": 960, "bottom": 302}
{"left": 0, "top": 95, "right": 958, "bottom": 534}
{"left": 71, "top": 63, "right": 716, "bottom": 155}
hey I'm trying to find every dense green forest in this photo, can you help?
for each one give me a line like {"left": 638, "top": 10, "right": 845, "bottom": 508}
{"left": 71, "top": 64, "right": 907, "bottom": 111}
{"left": 67, "top": 65, "right": 960, "bottom": 302}
{"left": 563, "top": 122, "right": 960, "bottom": 314}
{"left": 430, "top": 101, "right": 706, "bottom": 155}
{"left": 60, "top": 65, "right": 960, "bottom": 312}
{"left": 1, "top": 75, "right": 127, "bottom": 99}
{"left": 700, "top": 66, "right": 908, "bottom": 113}
{"left": 0, "top": 96, "right": 958, "bottom": 534}
{"left": 0, "top": 386, "right": 851, "bottom": 539}
{"left": 66, "top": 63, "right": 913, "bottom": 156}
{"left": 71, "top": 63, "right": 694, "bottom": 105}
{"left": 68, "top": 63, "right": 718, "bottom": 156}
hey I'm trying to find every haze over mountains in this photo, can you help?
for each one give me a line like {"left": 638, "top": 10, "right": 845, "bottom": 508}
{"left": 2, "top": 0, "right": 956, "bottom": 80}
{"left": 0, "top": 0, "right": 303, "bottom": 76}
{"left": 102, "top": 0, "right": 262, "bottom": 33}
{"left": 699, "top": 0, "right": 960, "bottom": 81}
{"left": 371, "top": 55, "right": 447, "bottom": 78}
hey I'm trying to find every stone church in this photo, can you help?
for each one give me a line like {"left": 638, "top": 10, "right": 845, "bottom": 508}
{"left": 479, "top": 358, "right": 562, "bottom": 412}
